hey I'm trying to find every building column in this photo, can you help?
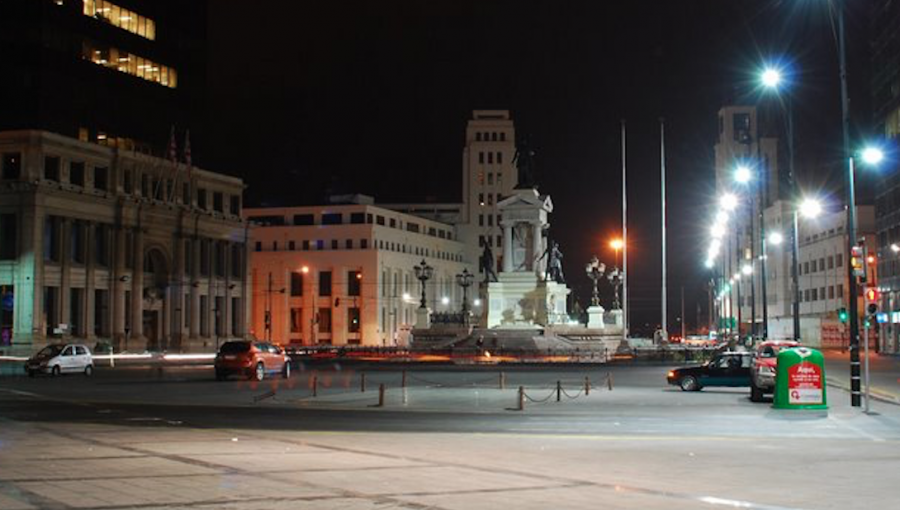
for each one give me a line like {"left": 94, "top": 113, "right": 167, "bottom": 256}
{"left": 189, "top": 238, "right": 200, "bottom": 339}
{"left": 502, "top": 222, "right": 513, "bottom": 272}
{"left": 112, "top": 224, "right": 126, "bottom": 347}
{"left": 59, "top": 219, "right": 71, "bottom": 334}
{"left": 223, "top": 242, "right": 232, "bottom": 340}
{"left": 532, "top": 221, "right": 542, "bottom": 275}
{"left": 85, "top": 222, "right": 96, "bottom": 342}
{"left": 131, "top": 228, "right": 144, "bottom": 341}
{"left": 172, "top": 236, "right": 185, "bottom": 349}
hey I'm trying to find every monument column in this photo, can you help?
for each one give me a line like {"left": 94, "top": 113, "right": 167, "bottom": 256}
{"left": 502, "top": 223, "right": 513, "bottom": 273}
{"left": 532, "top": 221, "right": 542, "bottom": 275}
{"left": 131, "top": 227, "right": 144, "bottom": 341}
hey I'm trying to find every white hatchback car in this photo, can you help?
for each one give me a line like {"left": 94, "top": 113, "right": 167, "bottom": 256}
{"left": 25, "top": 344, "right": 94, "bottom": 377}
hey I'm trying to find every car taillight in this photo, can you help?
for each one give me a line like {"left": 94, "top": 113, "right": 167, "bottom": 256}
{"left": 667, "top": 371, "right": 675, "bottom": 378}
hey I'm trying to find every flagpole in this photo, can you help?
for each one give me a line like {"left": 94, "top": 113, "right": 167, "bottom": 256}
{"left": 621, "top": 120, "right": 628, "bottom": 343}
{"left": 660, "top": 117, "right": 668, "bottom": 343}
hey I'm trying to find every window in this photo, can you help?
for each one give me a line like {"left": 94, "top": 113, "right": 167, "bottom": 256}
{"left": 811, "top": 288, "right": 818, "bottom": 301}
{"left": 0, "top": 214, "right": 16, "bottom": 260}
{"left": 288, "top": 240, "right": 295, "bottom": 251}
{"left": 497, "top": 152, "right": 503, "bottom": 164}
{"left": 322, "top": 213, "right": 342, "bottom": 225}
{"left": 81, "top": 40, "right": 176, "bottom": 88}
{"left": 488, "top": 172, "right": 494, "bottom": 185}
{"left": 44, "top": 286, "right": 59, "bottom": 335}
{"left": 200, "top": 240, "right": 210, "bottom": 275}
{"left": 828, "top": 286, "right": 835, "bottom": 299}
{"left": 70, "top": 162, "right": 85, "bottom": 186}
{"left": 94, "top": 166, "right": 108, "bottom": 191}
{"left": 272, "top": 241, "right": 278, "bottom": 251}
{"left": 803, "top": 262, "right": 809, "bottom": 274}
{"left": 83, "top": 0, "right": 156, "bottom": 40}
{"left": 331, "top": 239, "right": 338, "bottom": 250}
{"left": 197, "top": 189, "right": 207, "bottom": 210}
{"left": 479, "top": 214, "right": 484, "bottom": 227}
{"left": 255, "top": 241, "right": 262, "bottom": 252}
{"left": 819, "top": 258, "right": 825, "bottom": 272}
{"left": 44, "top": 156, "right": 60, "bottom": 181}
{"left": 71, "top": 221, "right": 86, "bottom": 264}
{"left": 302, "top": 240, "right": 310, "bottom": 250}
{"left": 199, "top": 296, "right": 209, "bottom": 337}
{"left": 318, "top": 308, "right": 332, "bottom": 333}
{"left": 230, "top": 195, "right": 241, "bottom": 215}
{"left": 290, "top": 307, "right": 302, "bottom": 333}
{"left": 500, "top": 132, "right": 506, "bottom": 141}
{"left": 488, "top": 152, "right": 494, "bottom": 164}
{"left": 316, "top": 240, "right": 324, "bottom": 250}
{"left": 213, "top": 192, "right": 223, "bottom": 213}
{"left": 478, "top": 152, "right": 484, "bottom": 164}
{"left": 733, "top": 113, "right": 751, "bottom": 142}
{"left": 348, "top": 271, "right": 361, "bottom": 296}
{"left": 407, "top": 223, "right": 419, "bottom": 233}
{"left": 350, "top": 212, "right": 365, "bottom": 224}
{"left": 319, "top": 271, "right": 332, "bottom": 296}
{"left": 94, "top": 289, "right": 109, "bottom": 337}
{"left": 348, "top": 307, "right": 360, "bottom": 333}
{"left": 215, "top": 242, "right": 225, "bottom": 277}
{"left": 291, "top": 272, "right": 303, "bottom": 296}
{"left": 70, "top": 288, "right": 84, "bottom": 337}
{"left": 828, "top": 256, "right": 834, "bottom": 269}
{"left": 2, "top": 153, "right": 21, "bottom": 180}
{"left": 836, "top": 253, "right": 843, "bottom": 267}
{"left": 837, "top": 284, "right": 844, "bottom": 298}
{"left": 804, "top": 289, "right": 810, "bottom": 302}
{"left": 361, "top": 239, "right": 368, "bottom": 249}
{"left": 230, "top": 244, "right": 242, "bottom": 277}
{"left": 345, "top": 239, "right": 353, "bottom": 249}
{"left": 476, "top": 132, "right": 482, "bottom": 141}
{"left": 293, "top": 214, "right": 314, "bottom": 225}
{"left": 389, "top": 218, "right": 397, "bottom": 228}
{"left": 376, "top": 216, "right": 385, "bottom": 226}
{"left": 94, "top": 224, "right": 109, "bottom": 266}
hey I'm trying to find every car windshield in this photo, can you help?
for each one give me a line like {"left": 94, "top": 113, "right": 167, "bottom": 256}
{"left": 219, "top": 342, "right": 251, "bottom": 354}
{"left": 36, "top": 345, "right": 65, "bottom": 357}
{"left": 759, "top": 345, "right": 792, "bottom": 358}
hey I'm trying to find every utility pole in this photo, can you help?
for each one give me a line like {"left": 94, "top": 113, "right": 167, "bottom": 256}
{"left": 621, "top": 120, "right": 628, "bottom": 343}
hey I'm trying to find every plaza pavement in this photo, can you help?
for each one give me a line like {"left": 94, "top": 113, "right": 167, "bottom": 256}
{"left": 1, "top": 364, "right": 899, "bottom": 510}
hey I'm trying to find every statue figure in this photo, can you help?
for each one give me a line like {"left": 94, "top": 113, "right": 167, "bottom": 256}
{"left": 480, "top": 243, "right": 498, "bottom": 283}
{"left": 540, "top": 240, "right": 565, "bottom": 283}
{"left": 512, "top": 137, "right": 536, "bottom": 189}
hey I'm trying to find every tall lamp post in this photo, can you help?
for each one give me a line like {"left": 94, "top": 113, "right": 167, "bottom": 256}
{"left": 455, "top": 268, "right": 474, "bottom": 316}
{"left": 585, "top": 256, "right": 606, "bottom": 307}
{"left": 413, "top": 259, "right": 434, "bottom": 310}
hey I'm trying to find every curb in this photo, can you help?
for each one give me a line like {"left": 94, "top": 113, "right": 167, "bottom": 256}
{"left": 825, "top": 377, "right": 900, "bottom": 406}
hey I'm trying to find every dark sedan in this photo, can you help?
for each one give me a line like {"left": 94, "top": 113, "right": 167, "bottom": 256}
{"left": 667, "top": 352, "right": 753, "bottom": 391}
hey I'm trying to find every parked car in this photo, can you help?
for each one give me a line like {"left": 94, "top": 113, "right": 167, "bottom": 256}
{"left": 750, "top": 340, "right": 801, "bottom": 402}
{"left": 667, "top": 351, "right": 753, "bottom": 391}
{"left": 214, "top": 341, "right": 291, "bottom": 381}
{"left": 25, "top": 344, "right": 93, "bottom": 377}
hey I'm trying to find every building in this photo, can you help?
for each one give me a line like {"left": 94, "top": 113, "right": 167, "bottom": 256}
{"left": 764, "top": 203, "right": 876, "bottom": 347}
{"left": 871, "top": 0, "right": 900, "bottom": 354}
{"left": 245, "top": 199, "right": 477, "bottom": 346}
{"left": 0, "top": 0, "right": 207, "bottom": 156}
{"left": 0, "top": 130, "right": 248, "bottom": 355}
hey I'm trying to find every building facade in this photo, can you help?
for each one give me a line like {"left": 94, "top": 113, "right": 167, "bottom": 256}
{"left": 871, "top": 0, "right": 900, "bottom": 354}
{"left": 246, "top": 201, "right": 477, "bottom": 346}
{"left": 0, "top": 130, "right": 248, "bottom": 355}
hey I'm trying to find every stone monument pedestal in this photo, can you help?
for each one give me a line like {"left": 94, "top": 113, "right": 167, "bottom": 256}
{"left": 415, "top": 307, "right": 431, "bottom": 329}
{"left": 486, "top": 272, "right": 570, "bottom": 328}
{"left": 587, "top": 305, "right": 605, "bottom": 329}
{"left": 607, "top": 309, "right": 624, "bottom": 329}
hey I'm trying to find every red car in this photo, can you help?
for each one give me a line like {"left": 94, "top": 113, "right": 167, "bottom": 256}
{"left": 750, "top": 340, "right": 800, "bottom": 402}
{"left": 215, "top": 341, "right": 291, "bottom": 381}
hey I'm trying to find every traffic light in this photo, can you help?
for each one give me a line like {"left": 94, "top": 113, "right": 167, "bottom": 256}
{"left": 865, "top": 288, "right": 879, "bottom": 317}
{"left": 850, "top": 244, "right": 866, "bottom": 281}
{"left": 838, "top": 307, "right": 849, "bottom": 323}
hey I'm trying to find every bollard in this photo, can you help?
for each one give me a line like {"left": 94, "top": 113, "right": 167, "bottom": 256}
{"left": 556, "top": 380, "right": 562, "bottom": 402}
{"left": 607, "top": 372, "right": 614, "bottom": 391}
{"left": 312, "top": 375, "right": 318, "bottom": 397}
{"left": 361, "top": 373, "right": 366, "bottom": 393}
{"left": 401, "top": 370, "right": 407, "bottom": 388}
{"left": 517, "top": 386, "right": 525, "bottom": 411}
{"left": 499, "top": 371, "right": 506, "bottom": 390}
{"left": 584, "top": 376, "right": 591, "bottom": 396}
{"left": 377, "top": 383, "right": 385, "bottom": 407}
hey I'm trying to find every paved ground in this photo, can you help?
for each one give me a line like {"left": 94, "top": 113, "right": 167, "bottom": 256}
{"left": 1, "top": 362, "right": 898, "bottom": 509}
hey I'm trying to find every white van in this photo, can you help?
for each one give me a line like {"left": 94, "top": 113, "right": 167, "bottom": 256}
{"left": 25, "top": 344, "right": 94, "bottom": 377}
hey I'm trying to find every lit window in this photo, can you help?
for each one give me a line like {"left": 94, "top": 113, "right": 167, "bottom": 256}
{"left": 83, "top": 0, "right": 156, "bottom": 41}
{"left": 82, "top": 40, "right": 176, "bottom": 88}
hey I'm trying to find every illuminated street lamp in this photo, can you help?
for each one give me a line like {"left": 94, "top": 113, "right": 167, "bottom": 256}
{"left": 769, "top": 232, "right": 784, "bottom": 246}
{"left": 455, "top": 268, "right": 474, "bottom": 315}
{"left": 735, "top": 165, "right": 752, "bottom": 184}
{"left": 413, "top": 259, "right": 433, "bottom": 309}
{"left": 720, "top": 193, "right": 738, "bottom": 211}
{"left": 799, "top": 197, "right": 823, "bottom": 219}
{"left": 610, "top": 238, "right": 623, "bottom": 268}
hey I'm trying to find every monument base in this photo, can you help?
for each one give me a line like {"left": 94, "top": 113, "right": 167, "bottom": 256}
{"left": 415, "top": 307, "right": 432, "bottom": 329}
{"left": 587, "top": 305, "right": 605, "bottom": 329}
{"left": 486, "top": 272, "right": 570, "bottom": 328}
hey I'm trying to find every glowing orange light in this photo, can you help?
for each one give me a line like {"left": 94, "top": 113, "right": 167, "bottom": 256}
{"left": 301, "top": 266, "right": 309, "bottom": 274}
{"left": 867, "top": 255, "right": 876, "bottom": 265}
{"left": 610, "top": 239, "right": 624, "bottom": 251}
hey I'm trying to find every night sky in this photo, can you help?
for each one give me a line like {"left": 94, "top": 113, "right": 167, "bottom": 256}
{"left": 204, "top": 0, "right": 876, "bottom": 335}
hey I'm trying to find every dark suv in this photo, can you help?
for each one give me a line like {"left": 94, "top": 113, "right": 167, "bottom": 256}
{"left": 667, "top": 351, "right": 753, "bottom": 391}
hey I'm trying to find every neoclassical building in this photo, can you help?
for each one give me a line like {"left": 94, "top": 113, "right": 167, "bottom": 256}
{"left": 0, "top": 130, "right": 249, "bottom": 355}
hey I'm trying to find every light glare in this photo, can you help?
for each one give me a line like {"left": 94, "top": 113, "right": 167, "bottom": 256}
{"left": 761, "top": 68, "right": 782, "bottom": 89}
{"left": 861, "top": 147, "right": 884, "bottom": 166}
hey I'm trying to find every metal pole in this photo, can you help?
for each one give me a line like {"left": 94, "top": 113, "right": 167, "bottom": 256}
{"left": 791, "top": 209, "right": 801, "bottom": 340}
{"left": 621, "top": 120, "right": 628, "bottom": 342}
{"left": 864, "top": 309, "right": 871, "bottom": 413}
{"left": 660, "top": 118, "right": 668, "bottom": 342}
{"left": 266, "top": 272, "right": 272, "bottom": 342}
{"left": 681, "top": 285, "right": 686, "bottom": 340}
{"left": 836, "top": 0, "right": 861, "bottom": 408}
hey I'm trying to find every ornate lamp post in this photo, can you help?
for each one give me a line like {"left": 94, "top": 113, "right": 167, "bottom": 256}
{"left": 585, "top": 256, "right": 606, "bottom": 307}
{"left": 607, "top": 267, "right": 623, "bottom": 310}
{"left": 413, "top": 259, "right": 434, "bottom": 309}
{"left": 455, "top": 268, "right": 474, "bottom": 315}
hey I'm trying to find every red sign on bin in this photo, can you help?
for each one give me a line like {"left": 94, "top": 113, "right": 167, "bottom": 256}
{"left": 787, "top": 362, "right": 823, "bottom": 405}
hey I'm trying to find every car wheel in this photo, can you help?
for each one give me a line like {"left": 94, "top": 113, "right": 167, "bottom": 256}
{"left": 679, "top": 375, "right": 699, "bottom": 392}
{"left": 252, "top": 362, "right": 265, "bottom": 382}
{"left": 51, "top": 365, "right": 61, "bottom": 377}
{"left": 750, "top": 382, "right": 764, "bottom": 402}
{"left": 215, "top": 370, "right": 226, "bottom": 381}
{"left": 283, "top": 362, "right": 291, "bottom": 379}
{"left": 84, "top": 365, "right": 93, "bottom": 377}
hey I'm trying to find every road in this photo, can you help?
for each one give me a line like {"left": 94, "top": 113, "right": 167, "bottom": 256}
{"left": 1, "top": 362, "right": 899, "bottom": 510}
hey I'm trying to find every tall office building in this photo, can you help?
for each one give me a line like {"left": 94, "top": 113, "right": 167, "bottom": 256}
{"left": 871, "top": 0, "right": 900, "bottom": 353}
{"left": 0, "top": 0, "right": 207, "bottom": 155}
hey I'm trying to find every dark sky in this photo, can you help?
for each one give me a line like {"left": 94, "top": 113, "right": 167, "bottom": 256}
{"left": 204, "top": 0, "right": 875, "bottom": 335}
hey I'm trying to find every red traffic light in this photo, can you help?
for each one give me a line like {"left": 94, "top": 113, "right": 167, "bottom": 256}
{"left": 865, "top": 288, "right": 879, "bottom": 302}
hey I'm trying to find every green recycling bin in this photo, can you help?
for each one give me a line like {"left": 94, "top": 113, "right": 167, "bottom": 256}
{"left": 773, "top": 347, "right": 828, "bottom": 410}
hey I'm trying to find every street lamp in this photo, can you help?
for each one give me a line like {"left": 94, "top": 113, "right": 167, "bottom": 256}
{"left": 607, "top": 266, "right": 623, "bottom": 310}
{"left": 455, "top": 268, "right": 474, "bottom": 315}
{"left": 413, "top": 259, "right": 433, "bottom": 309}
{"left": 769, "top": 232, "right": 784, "bottom": 246}
{"left": 735, "top": 165, "right": 753, "bottom": 184}
{"left": 799, "top": 197, "right": 823, "bottom": 219}
{"left": 585, "top": 256, "right": 606, "bottom": 307}
{"left": 720, "top": 193, "right": 738, "bottom": 211}
{"left": 610, "top": 238, "right": 623, "bottom": 268}
{"left": 761, "top": 67, "right": 782, "bottom": 89}
{"left": 733, "top": 163, "right": 760, "bottom": 340}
